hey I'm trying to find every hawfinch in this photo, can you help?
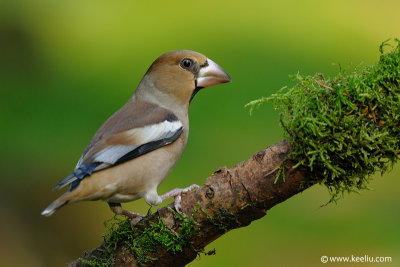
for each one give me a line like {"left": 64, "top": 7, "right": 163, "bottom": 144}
{"left": 41, "top": 50, "right": 231, "bottom": 224}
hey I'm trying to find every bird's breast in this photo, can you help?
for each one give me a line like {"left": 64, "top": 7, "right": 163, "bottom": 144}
{"left": 83, "top": 127, "right": 188, "bottom": 200}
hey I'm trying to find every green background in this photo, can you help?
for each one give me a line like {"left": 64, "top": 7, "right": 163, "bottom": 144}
{"left": 1, "top": 0, "right": 399, "bottom": 266}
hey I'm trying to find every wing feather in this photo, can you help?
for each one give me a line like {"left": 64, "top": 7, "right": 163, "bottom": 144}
{"left": 53, "top": 109, "right": 183, "bottom": 191}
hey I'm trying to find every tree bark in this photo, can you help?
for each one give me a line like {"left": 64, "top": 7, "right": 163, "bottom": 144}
{"left": 69, "top": 140, "right": 311, "bottom": 266}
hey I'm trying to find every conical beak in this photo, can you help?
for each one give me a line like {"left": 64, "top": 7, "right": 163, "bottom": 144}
{"left": 197, "top": 58, "right": 231, "bottom": 88}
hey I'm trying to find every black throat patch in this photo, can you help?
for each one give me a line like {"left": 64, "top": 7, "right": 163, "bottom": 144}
{"left": 190, "top": 79, "right": 204, "bottom": 104}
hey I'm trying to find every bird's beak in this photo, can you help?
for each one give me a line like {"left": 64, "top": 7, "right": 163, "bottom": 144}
{"left": 197, "top": 58, "right": 231, "bottom": 88}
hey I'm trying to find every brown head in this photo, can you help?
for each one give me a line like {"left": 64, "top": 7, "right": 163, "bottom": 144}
{"left": 134, "top": 50, "right": 231, "bottom": 109}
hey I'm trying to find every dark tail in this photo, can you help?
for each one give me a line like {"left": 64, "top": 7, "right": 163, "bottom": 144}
{"left": 41, "top": 193, "right": 70, "bottom": 216}
{"left": 53, "top": 173, "right": 77, "bottom": 191}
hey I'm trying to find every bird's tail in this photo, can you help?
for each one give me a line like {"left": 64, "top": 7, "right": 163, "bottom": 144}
{"left": 41, "top": 192, "right": 74, "bottom": 216}
{"left": 53, "top": 173, "right": 77, "bottom": 191}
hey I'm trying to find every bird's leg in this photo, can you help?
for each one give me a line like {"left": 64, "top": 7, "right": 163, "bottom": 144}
{"left": 160, "top": 184, "right": 200, "bottom": 213}
{"left": 108, "top": 202, "right": 143, "bottom": 227}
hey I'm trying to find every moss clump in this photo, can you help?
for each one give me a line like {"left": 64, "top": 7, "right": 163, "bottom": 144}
{"left": 79, "top": 216, "right": 133, "bottom": 267}
{"left": 200, "top": 207, "right": 238, "bottom": 231}
{"left": 81, "top": 211, "right": 197, "bottom": 266}
{"left": 247, "top": 39, "right": 400, "bottom": 202}
{"left": 213, "top": 208, "right": 239, "bottom": 231}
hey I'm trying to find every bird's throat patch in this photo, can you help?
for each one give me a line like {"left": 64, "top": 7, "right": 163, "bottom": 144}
{"left": 190, "top": 80, "right": 204, "bottom": 104}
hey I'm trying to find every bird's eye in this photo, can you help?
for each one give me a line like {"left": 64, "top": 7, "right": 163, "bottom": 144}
{"left": 180, "top": 58, "right": 192, "bottom": 69}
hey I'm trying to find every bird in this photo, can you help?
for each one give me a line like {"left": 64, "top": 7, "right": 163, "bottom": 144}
{"left": 41, "top": 50, "right": 231, "bottom": 225}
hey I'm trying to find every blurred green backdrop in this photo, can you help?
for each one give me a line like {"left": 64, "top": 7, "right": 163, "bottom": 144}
{"left": 1, "top": 0, "right": 399, "bottom": 266}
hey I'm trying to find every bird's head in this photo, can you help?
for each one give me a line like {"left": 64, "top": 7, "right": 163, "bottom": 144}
{"left": 136, "top": 50, "right": 231, "bottom": 109}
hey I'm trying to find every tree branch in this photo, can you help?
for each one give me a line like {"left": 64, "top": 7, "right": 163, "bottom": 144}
{"left": 69, "top": 140, "right": 310, "bottom": 266}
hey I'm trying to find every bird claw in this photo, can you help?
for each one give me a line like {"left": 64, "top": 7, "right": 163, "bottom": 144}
{"left": 174, "top": 194, "right": 182, "bottom": 214}
{"left": 130, "top": 215, "right": 143, "bottom": 229}
{"left": 161, "top": 184, "right": 200, "bottom": 213}
{"left": 120, "top": 210, "right": 143, "bottom": 229}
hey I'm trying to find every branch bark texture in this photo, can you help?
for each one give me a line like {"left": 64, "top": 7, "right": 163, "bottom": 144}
{"left": 69, "top": 140, "right": 310, "bottom": 266}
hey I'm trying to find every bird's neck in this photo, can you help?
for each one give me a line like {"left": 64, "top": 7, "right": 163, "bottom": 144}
{"left": 133, "top": 75, "right": 189, "bottom": 116}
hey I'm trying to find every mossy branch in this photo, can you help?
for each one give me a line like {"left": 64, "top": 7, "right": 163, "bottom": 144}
{"left": 247, "top": 39, "right": 400, "bottom": 202}
{"left": 69, "top": 40, "right": 400, "bottom": 266}
{"left": 68, "top": 140, "right": 309, "bottom": 266}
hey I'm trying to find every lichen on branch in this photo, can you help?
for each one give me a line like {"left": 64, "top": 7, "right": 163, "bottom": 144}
{"left": 247, "top": 39, "right": 400, "bottom": 201}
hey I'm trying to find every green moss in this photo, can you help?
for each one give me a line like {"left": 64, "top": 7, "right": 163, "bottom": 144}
{"left": 240, "top": 203, "right": 252, "bottom": 210}
{"left": 214, "top": 208, "right": 239, "bottom": 230}
{"left": 76, "top": 216, "right": 132, "bottom": 266}
{"left": 206, "top": 200, "right": 215, "bottom": 209}
{"left": 151, "top": 207, "right": 196, "bottom": 254}
{"left": 79, "top": 257, "right": 110, "bottom": 267}
{"left": 200, "top": 207, "right": 238, "bottom": 231}
{"left": 246, "top": 39, "right": 400, "bottom": 202}
{"left": 80, "top": 209, "right": 197, "bottom": 266}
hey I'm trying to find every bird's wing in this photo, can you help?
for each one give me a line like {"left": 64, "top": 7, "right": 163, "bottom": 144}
{"left": 54, "top": 101, "right": 183, "bottom": 191}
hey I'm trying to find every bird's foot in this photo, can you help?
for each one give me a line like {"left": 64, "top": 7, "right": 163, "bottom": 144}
{"left": 121, "top": 210, "right": 143, "bottom": 228}
{"left": 160, "top": 184, "right": 200, "bottom": 213}
{"left": 108, "top": 202, "right": 143, "bottom": 229}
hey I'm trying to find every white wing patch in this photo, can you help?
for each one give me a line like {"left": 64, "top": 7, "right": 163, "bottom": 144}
{"left": 130, "top": 120, "right": 183, "bottom": 143}
{"left": 94, "top": 145, "right": 137, "bottom": 164}
{"left": 86, "top": 119, "right": 183, "bottom": 167}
